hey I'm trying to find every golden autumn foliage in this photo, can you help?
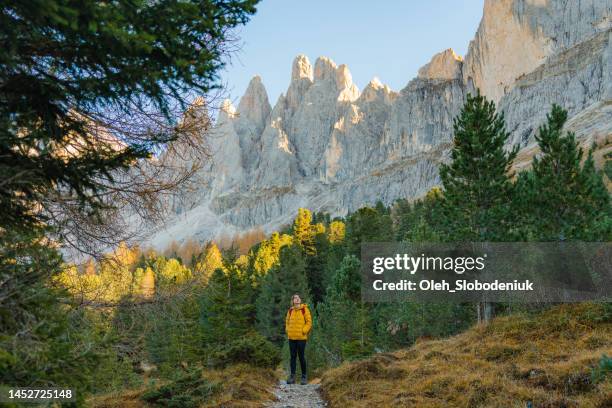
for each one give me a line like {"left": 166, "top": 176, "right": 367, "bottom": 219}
{"left": 252, "top": 232, "right": 293, "bottom": 276}
{"left": 293, "top": 208, "right": 316, "bottom": 255}
{"left": 194, "top": 242, "right": 224, "bottom": 282}
{"left": 139, "top": 267, "right": 155, "bottom": 299}
{"left": 328, "top": 220, "right": 346, "bottom": 243}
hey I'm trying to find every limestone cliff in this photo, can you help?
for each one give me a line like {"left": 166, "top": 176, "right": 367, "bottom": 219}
{"left": 147, "top": 0, "right": 611, "bottom": 248}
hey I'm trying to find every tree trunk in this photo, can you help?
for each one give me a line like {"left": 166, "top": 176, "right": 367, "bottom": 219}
{"left": 478, "top": 301, "right": 494, "bottom": 324}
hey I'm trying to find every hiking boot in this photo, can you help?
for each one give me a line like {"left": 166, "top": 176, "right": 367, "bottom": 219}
{"left": 300, "top": 375, "right": 307, "bottom": 385}
{"left": 286, "top": 375, "right": 295, "bottom": 385}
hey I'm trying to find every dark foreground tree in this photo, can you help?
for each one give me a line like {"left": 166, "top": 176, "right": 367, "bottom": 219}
{"left": 0, "top": 0, "right": 258, "bottom": 253}
{"left": 0, "top": 228, "right": 100, "bottom": 403}
{"left": 0, "top": 0, "right": 259, "bottom": 397}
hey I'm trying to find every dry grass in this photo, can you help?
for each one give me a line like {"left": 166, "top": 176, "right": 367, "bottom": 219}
{"left": 89, "top": 388, "right": 149, "bottom": 408}
{"left": 321, "top": 303, "right": 612, "bottom": 408}
{"left": 202, "top": 364, "right": 278, "bottom": 407}
{"left": 89, "top": 364, "right": 278, "bottom": 408}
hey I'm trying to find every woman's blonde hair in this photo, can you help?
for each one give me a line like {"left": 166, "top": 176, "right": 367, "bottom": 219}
{"left": 290, "top": 293, "right": 301, "bottom": 307}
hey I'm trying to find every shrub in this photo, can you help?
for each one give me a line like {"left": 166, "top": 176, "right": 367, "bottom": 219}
{"left": 0, "top": 230, "right": 100, "bottom": 405}
{"left": 591, "top": 354, "right": 611, "bottom": 384}
{"left": 341, "top": 339, "right": 374, "bottom": 361}
{"left": 209, "top": 332, "right": 281, "bottom": 369}
{"left": 141, "top": 369, "right": 220, "bottom": 408}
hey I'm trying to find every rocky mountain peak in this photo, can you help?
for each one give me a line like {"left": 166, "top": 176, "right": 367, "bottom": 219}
{"left": 237, "top": 75, "right": 271, "bottom": 132}
{"left": 460, "top": 0, "right": 609, "bottom": 102}
{"left": 287, "top": 55, "right": 314, "bottom": 110}
{"left": 335, "top": 64, "right": 359, "bottom": 102}
{"left": 417, "top": 48, "right": 463, "bottom": 81}
{"left": 313, "top": 56, "right": 337, "bottom": 81}
{"left": 368, "top": 77, "right": 384, "bottom": 89}
{"left": 360, "top": 77, "right": 396, "bottom": 104}
{"left": 335, "top": 64, "right": 352, "bottom": 88}
{"left": 291, "top": 54, "right": 313, "bottom": 81}
{"left": 461, "top": 0, "right": 552, "bottom": 102}
{"left": 310, "top": 57, "right": 359, "bottom": 101}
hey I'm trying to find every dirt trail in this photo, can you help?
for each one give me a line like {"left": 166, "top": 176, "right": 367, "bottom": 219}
{"left": 266, "top": 381, "right": 326, "bottom": 408}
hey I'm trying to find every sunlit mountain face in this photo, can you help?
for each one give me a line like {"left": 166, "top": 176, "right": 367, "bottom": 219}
{"left": 146, "top": 0, "right": 611, "bottom": 249}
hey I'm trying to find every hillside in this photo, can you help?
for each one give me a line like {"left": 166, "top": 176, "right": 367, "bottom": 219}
{"left": 321, "top": 304, "right": 612, "bottom": 408}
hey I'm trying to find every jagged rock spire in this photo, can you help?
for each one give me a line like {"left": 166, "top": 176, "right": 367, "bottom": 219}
{"left": 360, "top": 77, "right": 396, "bottom": 104}
{"left": 311, "top": 56, "right": 359, "bottom": 102}
{"left": 286, "top": 55, "right": 314, "bottom": 110}
{"left": 292, "top": 54, "right": 313, "bottom": 81}
{"left": 237, "top": 75, "right": 271, "bottom": 133}
{"left": 418, "top": 49, "right": 463, "bottom": 81}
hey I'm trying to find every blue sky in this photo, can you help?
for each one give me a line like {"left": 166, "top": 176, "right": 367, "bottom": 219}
{"left": 220, "top": 0, "right": 485, "bottom": 106}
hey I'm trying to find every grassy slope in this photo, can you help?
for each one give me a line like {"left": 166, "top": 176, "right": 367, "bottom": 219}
{"left": 89, "top": 364, "right": 278, "bottom": 408}
{"left": 321, "top": 304, "right": 611, "bottom": 408}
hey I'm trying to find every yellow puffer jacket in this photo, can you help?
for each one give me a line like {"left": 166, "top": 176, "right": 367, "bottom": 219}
{"left": 285, "top": 304, "right": 312, "bottom": 340}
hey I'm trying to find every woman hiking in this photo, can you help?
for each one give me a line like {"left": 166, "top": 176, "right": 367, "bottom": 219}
{"left": 285, "top": 293, "right": 312, "bottom": 385}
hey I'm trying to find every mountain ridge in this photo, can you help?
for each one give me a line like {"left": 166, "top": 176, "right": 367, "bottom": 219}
{"left": 147, "top": 0, "right": 611, "bottom": 248}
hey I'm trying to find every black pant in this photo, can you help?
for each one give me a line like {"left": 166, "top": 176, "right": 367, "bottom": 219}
{"left": 289, "top": 339, "right": 306, "bottom": 377}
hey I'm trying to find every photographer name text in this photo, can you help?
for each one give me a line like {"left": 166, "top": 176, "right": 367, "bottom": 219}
{"left": 372, "top": 279, "right": 534, "bottom": 292}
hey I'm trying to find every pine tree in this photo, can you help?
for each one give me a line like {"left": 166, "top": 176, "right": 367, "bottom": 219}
{"left": 327, "top": 255, "right": 362, "bottom": 302}
{"left": 515, "top": 105, "right": 611, "bottom": 240}
{"left": 0, "top": 229, "right": 99, "bottom": 402}
{"left": 307, "top": 231, "right": 330, "bottom": 305}
{"left": 142, "top": 293, "right": 203, "bottom": 370}
{"left": 438, "top": 92, "right": 518, "bottom": 323}
{"left": 255, "top": 267, "right": 286, "bottom": 346}
{"left": 438, "top": 92, "right": 518, "bottom": 242}
{"left": 345, "top": 207, "right": 393, "bottom": 256}
{"left": 579, "top": 152, "right": 611, "bottom": 240}
{"left": 316, "top": 255, "right": 373, "bottom": 362}
{"left": 200, "top": 265, "right": 253, "bottom": 346}
{"left": 0, "top": 0, "right": 259, "bottom": 230}
{"left": 255, "top": 245, "right": 311, "bottom": 345}
{"left": 395, "top": 187, "right": 443, "bottom": 242}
